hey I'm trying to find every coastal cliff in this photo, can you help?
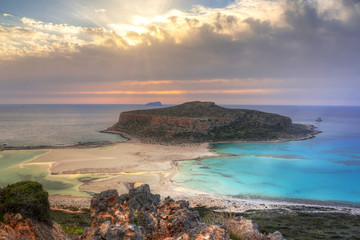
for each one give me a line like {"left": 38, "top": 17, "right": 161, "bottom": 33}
{"left": 108, "top": 101, "right": 318, "bottom": 143}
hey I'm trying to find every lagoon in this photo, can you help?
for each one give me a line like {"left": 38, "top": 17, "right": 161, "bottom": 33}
{"left": 174, "top": 106, "right": 360, "bottom": 204}
{"left": 1, "top": 104, "right": 359, "bottom": 204}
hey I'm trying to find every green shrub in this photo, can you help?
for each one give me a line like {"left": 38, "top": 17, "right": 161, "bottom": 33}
{"left": 50, "top": 209, "right": 91, "bottom": 237}
{"left": 76, "top": 228, "right": 84, "bottom": 235}
{"left": 0, "top": 181, "right": 50, "bottom": 223}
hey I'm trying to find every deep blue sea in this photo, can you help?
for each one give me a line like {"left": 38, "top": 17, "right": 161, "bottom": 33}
{"left": 0, "top": 104, "right": 359, "bottom": 204}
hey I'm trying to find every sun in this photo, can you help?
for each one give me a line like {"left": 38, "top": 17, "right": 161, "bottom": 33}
{"left": 86, "top": 1, "right": 173, "bottom": 44}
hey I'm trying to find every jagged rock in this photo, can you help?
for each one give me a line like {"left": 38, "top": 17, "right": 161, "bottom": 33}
{"left": 315, "top": 117, "right": 322, "bottom": 122}
{"left": 267, "top": 231, "right": 285, "bottom": 240}
{"left": 0, "top": 182, "right": 285, "bottom": 240}
{"left": 0, "top": 212, "right": 70, "bottom": 240}
{"left": 173, "top": 224, "right": 228, "bottom": 240}
{"left": 77, "top": 184, "right": 285, "bottom": 240}
{"left": 227, "top": 217, "right": 286, "bottom": 240}
{"left": 125, "top": 184, "right": 161, "bottom": 212}
{"left": 78, "top": 184, "right": 229, "bottom": 240}
{"left": 227, "top": 217, "right": 264, "bottom": 239}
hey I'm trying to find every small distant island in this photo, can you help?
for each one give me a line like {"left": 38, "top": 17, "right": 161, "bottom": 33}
{"left": 145, "top": 101, "right": 162, "bottom": 106}
{"left": 107, "top": 101, "right": 320, "bottom": 143}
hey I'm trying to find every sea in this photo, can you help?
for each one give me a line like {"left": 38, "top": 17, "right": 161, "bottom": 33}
{"left": 0, "top": 104, "right": 359, "bottom": 204}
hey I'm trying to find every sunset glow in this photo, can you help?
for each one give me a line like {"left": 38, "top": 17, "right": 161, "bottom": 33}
{"left": 1, "top": 0, "right": 359, "bottom": 105}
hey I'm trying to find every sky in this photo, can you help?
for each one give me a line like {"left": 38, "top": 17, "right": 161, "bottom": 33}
{"left": 0, "top": 0, "right": 359, "bottom": 105}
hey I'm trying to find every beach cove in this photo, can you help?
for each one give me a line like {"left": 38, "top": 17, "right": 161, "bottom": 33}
{"left": 1, "top": 140, "right": 359, "bottom": 216}
{"left": 0, "top": 104, "right": 359, "bottom": 214}
{"left": 0, "top": 142, "right": 220, "bottom": 206}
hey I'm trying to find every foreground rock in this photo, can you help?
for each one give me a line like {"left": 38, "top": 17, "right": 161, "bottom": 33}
{"left": 77, "top": 184, "right": 284, "bottom": 240}
{"left": 108, "top": 101, "right": 319, "bottom": 143}
{"left": 0, "top": 212, "right": 70, "bottom": 240}
{"left": 0, "top": 181, "right": 70, "bottom": 240}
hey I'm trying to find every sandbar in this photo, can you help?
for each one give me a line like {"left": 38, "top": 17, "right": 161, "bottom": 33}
{"left": 26, "top": 142, "right": 359, "bottom": 215}
{"left": 30, "top": 142, "right": 219, "bottom": 203}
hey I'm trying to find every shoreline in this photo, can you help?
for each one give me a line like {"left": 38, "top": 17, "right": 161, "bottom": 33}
{"left": 170, "top": 154, "right": 360, "bottom": 216}
{"left": 36, "top": 141, "right": 360, "bottom": 215}
{"left": 1, "top": 122, "right": 321, "bottom": 150}
{"left": 0, "top": 140, "right": 119, "bottom": 151}
{"left": 48, "top": 187, "right": 360, "bottom": 215}
{"left": 180, "top": 194, "right": 360, "bottom": 215}
{"left": 100, "top": 123, "right": 321, "bottom": 146}
{"left": 3, "top": 128, "right": 359, "bottom": 215}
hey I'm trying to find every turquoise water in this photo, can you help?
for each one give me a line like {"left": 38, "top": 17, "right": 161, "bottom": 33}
{"left": 1, "top": 104, "right": 359, "bottom": 203}
{"left": 0, "top": 104, "right": 166, "bottom": 195}
{"left": 174, "top": 106, "right": 360, "bottom": 204}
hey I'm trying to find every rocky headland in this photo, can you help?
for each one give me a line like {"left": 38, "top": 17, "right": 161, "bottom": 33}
{"left": 107, "top": 101, "right": 319, "bottom": 144}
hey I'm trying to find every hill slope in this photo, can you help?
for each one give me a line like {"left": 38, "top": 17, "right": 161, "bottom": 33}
{"left": 108, "top": 101, "right": 318, "bottom": 143}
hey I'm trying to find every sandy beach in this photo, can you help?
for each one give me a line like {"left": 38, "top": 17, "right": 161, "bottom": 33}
{"left": 21, "top": 141, "right": 358, "bottom": 216}
{"left": 29, "top": 142, "right": 220, "bottom": 206}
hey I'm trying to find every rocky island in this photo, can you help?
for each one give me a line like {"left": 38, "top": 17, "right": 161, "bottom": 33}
{"left": 145, "top": 101, "right": 163, "bottom": 107}
{"left": 107, "top": 101, "right": 319, "bottom": 143}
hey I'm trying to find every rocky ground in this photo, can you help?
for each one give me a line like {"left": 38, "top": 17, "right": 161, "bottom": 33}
{"left": 0, "top": 212, "right": 70, "bottom": 240}
{"left": 3, "top": 183, "right": 357, "bottom": 239}
{"left": 0, "top": 184, "right": 285, "bottom": 240}
{"left": 75, "top": 184, "right": 284, "bottom": 240}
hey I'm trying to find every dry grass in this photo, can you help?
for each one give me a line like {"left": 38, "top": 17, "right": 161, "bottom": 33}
{"left": 202, "top": 210, "right": 235, "bottom": 225}
{"left": 202, "top": 209, "right": 265, "bottom": 240}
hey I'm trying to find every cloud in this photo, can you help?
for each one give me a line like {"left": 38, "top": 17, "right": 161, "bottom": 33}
{"left": 0, "top": 0, "right": 360, "bottom": 105}
{"left": 21, "top": 17, "right": 81, "bottom": 34}
{"left": 62, "top": 89, "right": 270, "bottom": 95}
{"left": 94, "top": 8, "right": 106, "bottom": 13}
{"left": 3, "top": 13, "right": 14, "bottom": 17}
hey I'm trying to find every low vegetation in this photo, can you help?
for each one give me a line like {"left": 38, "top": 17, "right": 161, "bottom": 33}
{"left": 192, "top": 206, "right": 360, "bottom": 240}
{"left": 0, "top": 180, "right": 357, "bottom": 239}
{"left": 196, "top": 207, "right": 265, "bottom": 240}
{"left": 242, "top": 208, "right": 360, "bottom": 240}
{"left": 50, "top": 208, "right": 91, "bottom": 236}
{"left": 108, "top": 101, "right": 315, "bottom": 144}
{"left": 0, "top": 181, "right": 51, "bottom": 223}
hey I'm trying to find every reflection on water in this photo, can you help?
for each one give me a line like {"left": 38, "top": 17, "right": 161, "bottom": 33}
{"left": 0, "top": 151, "right": 112, "bottom": 196}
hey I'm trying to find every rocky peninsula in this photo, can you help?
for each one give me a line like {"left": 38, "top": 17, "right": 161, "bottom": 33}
{"left": 107, "top": 101, "right": 319, "bottom": 143}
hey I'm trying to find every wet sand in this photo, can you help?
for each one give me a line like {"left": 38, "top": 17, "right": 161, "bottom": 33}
{"left": 29, "top": 142, "right": 219, "bottom": 202}
{"left": 3, "top": 140, "right": 358, "bottom": 215}
{"left": 28, "top": 141, "right": 359, "bottom": 216}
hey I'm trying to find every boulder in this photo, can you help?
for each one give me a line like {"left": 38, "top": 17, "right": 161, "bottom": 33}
{"left": 78, "top": 184, "right": 229, "bottom": 240}
{"left": 0, "top": 212, "right": 70, "bottom": 240}
{"left": 77, "top": 184, "right": 285, "bottom": 240}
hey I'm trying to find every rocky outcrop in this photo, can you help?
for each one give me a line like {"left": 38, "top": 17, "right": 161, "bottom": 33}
{"left": 0, "top": 212, "right": 70, "bottom": 240}
{"left": 0, "top": 181, "right": 71, "bottom": 240}
{"left": 109, "top": 101, "right": 317, "bottom": 143}
{"left": 227, "top": 217, "right": 284, "bottom": 240}
{"left": 145, "top": 102, "right": 162, "bottom": 107}
{"left": 77, "top": 184, "right": 284, "bottom": 240}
